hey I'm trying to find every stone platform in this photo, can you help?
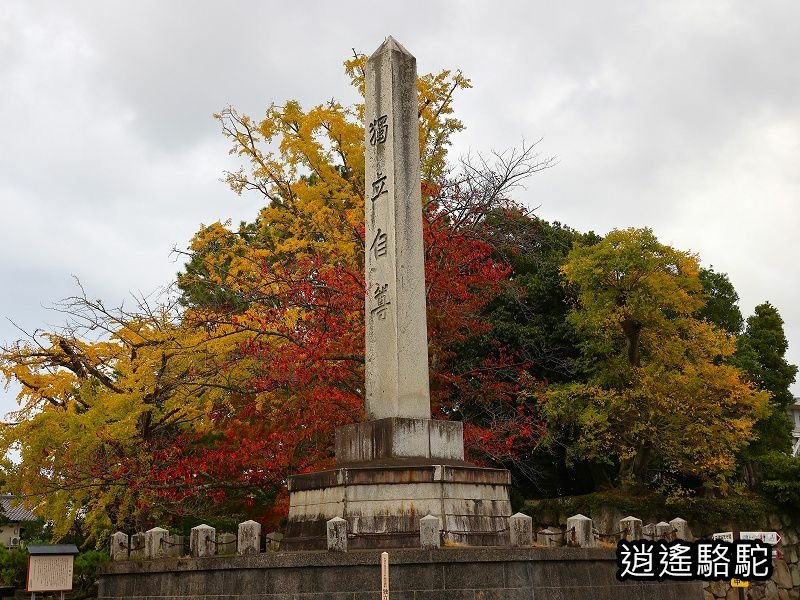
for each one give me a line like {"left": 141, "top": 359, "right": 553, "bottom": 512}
{"left": 285, "top": 461, "right": 512, "bottom": 550}
{"left": 286, "top": 416, "right": 512, "bottom": 550}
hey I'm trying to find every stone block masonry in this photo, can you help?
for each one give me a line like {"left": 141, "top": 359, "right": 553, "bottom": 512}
{"left": 99, "top": 546, "right": 703, "bottom": 599}
{"left": 286, "top": 463, "right": 511, "bottom": 549}
{"left": 335, "top": 417, "right": 464, "bottom": 464}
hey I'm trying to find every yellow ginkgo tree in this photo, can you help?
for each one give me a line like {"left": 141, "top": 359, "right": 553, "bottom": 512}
{"left": 0, "top": 290, "right": 255, "bottom": 538}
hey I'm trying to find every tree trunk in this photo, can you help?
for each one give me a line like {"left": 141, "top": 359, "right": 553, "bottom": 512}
{"left": 621, "top": 318, "right": 642, "bottom": 367}
{"left": 618, "top": 443, "right": 653, "bottom": 489}
{"left": 588, "top": 462, "right": 614, "bottom": 490}
{"left": 740, "top": 460, "right": 763, "bottom": 489}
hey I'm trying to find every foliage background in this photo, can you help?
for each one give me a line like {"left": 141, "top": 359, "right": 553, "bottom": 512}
{"left": 0, "top": 32, "right": 798, "bottom": 546}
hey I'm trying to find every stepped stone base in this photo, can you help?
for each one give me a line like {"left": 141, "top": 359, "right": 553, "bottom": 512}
{"left": 286, "top": 418, "right": 512, "bottom": 550}
{"left": 285, "top": 462, "right": 512, "bottom": 550}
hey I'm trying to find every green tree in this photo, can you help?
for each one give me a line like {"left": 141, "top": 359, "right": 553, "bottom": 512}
{"left": 486, "top": 217, "right": 599, "bottom": 385}
{"left": 0, "top": 546, "right": 26, "bottom": 588}
{"left": 481, "top": 217, "right": 600, "bottom": 495}
{"left": 698, "top": 267, "right": 744, "bottom": 334}
{"left": 734, "top": 302, "right": 798, "bottom": 458}
{"left": 759, "top": 452, "right": 800, "bottom": 508}
{"left": 73, "top": 549, "right": 110, "bottom": 595}
{"left": 541, "top": 228, "right": 769, "bottom": 491}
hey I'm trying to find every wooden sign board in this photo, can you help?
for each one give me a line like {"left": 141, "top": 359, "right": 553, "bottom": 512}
{"left": 26, "top": 554, "right": 74, "bottom": 592}
{"left": 712, "top": 532, "right": 734, "bottom": 543}
{"left": 740, "top": 531, "right": 781, "bottom": 545}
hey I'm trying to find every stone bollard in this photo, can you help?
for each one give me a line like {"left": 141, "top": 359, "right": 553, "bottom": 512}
{"left": 620, "top": 516, "right": 643, "bottom": 541}
{"left": 670, "top": 517, "right": 691, "bottom": 541}
{"left": 642, "top": 523, "right": 656, "bottom": 540}
{"left": 266, "top": 531, "right": 284, "bottom": 552}
{"left": 216, "top": 532, "right": 236, "bottom": 556}
{"left": 326, "top": 517, "right": 348, "bottom": 552}
{"left": 238, "top": 520, "right": 261, "bottom": 555}
{"left": 420, "top": 514, "right": 441, "bottom": 550}
{"left": 538, "top": 527, "right": 561, "bottom": 548}
{"left": 566, "top": 514, "right": 595, "bottom": 548}
{"left": 656, "top": 521, "right": 673, "bottom": 541}
{"left": 190, "top": 524, "right": 216, "bottom": 558}
{"left": 129, "top": 532, "right": 145, "bottom": 560}
{"left": 509, "top": 513, "right": 533, "bottom": 547}
{"left": 110, "top": 531, "right": 129, "bottom": 561}
{"left": 164, "top": 534, "right": 184, "bottom": 557}
{"left": 144, "top": 527, "right": 169, "bottom": 559}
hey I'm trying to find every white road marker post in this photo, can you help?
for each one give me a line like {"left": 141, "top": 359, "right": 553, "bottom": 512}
{"left": 381, "top": 551, "right": 389, "bottom": 599}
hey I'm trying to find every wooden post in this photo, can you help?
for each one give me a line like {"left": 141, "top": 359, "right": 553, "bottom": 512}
{"left": 381, "top": 551, "right": 389, "bottom": 599}
{"left": 732, "top": 527, "right": 744, "bottom": 600}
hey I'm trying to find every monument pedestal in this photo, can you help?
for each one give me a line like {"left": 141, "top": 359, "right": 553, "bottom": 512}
{"left": 285, "top": 419, "right": 512, "bottom": 550}
{"left": 335, "top": 417, "right": 465, "bottom": 465}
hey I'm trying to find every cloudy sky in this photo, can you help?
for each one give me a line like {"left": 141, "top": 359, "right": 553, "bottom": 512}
{"left": 1, "top": 0, "right": 798, "bottom": 418}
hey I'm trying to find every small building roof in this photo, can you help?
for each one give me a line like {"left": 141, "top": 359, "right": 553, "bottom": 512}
{"left": 27, "top": 544, "right": 79, "bottom": 555}
{"left": 0, "top": 495, "right": 38, "bottom": 522}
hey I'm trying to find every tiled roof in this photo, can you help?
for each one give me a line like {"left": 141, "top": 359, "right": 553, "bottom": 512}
{"left": 27, "top": 544, "right": 79, "bottom": 555}
{"left": 0, "top": 495, "right": 37, "bottom": 522}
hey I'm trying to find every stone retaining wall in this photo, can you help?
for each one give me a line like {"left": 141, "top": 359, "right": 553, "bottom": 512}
{"left": 703, "top": 515, "right": 800, "bottom": 600}
{"left": 524, "top": 503, "right": 799, "bottom": 600}
{"left": 99, "top": 547, "right": 702, "bottom": 599}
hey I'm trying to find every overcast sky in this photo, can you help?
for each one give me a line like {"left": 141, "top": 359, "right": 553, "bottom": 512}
{"left": 1, "top": 0, "right": 798, "bottom": 418}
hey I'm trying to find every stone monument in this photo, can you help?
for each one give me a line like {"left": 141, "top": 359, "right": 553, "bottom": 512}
{"left": 284, "top": 37, "right": 512, "bottom": 550}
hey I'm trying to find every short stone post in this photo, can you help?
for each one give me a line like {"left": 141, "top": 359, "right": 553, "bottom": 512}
{"left": 642, "top": 523, "right": 656, "bottom": 540}
{"left": 144, "top": 527, "right": 169, "bottom": 559}
{"left": 190, "top": 524, "right": 216, "bottom": 558}
{"left": 327, "top": 517, "right": 348, "bottom": 552}
{"left": 567, "top": 514, "right": 595, "bottom": 548}
{"left": 670, "top": 517, "right": 691, "bottom": 541}
{"left": 420, "top": 514, "right": 441, "bottom": 550}
{"left": 110, "top": 531, "right": 129, "bottom": 561}
{"left": 509, "top": 513, "right": 533, "bottom": 547}
{"left": 538, "top": 527, "right": 561, "bottom": 547}
{"left": 238, "top": 520, "right": 261, "bottom": 555}
{"left": 266, "top": 531, "right": 284, "bottom": 552}
{"left": 620, "top": 516, "right": 643, "bottom": 541}
{"left": 656, "top": 521, "right": 673, "bottom": 541}
{"left": 129, "top": 532, "right": 145, "bottom": 560}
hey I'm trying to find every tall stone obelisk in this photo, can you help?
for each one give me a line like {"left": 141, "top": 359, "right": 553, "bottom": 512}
{"left": 334, "top": 37, "right": 464, "bottom": 464}
{"left": 364, "top": 37, "right": 430, "bottom": 421}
